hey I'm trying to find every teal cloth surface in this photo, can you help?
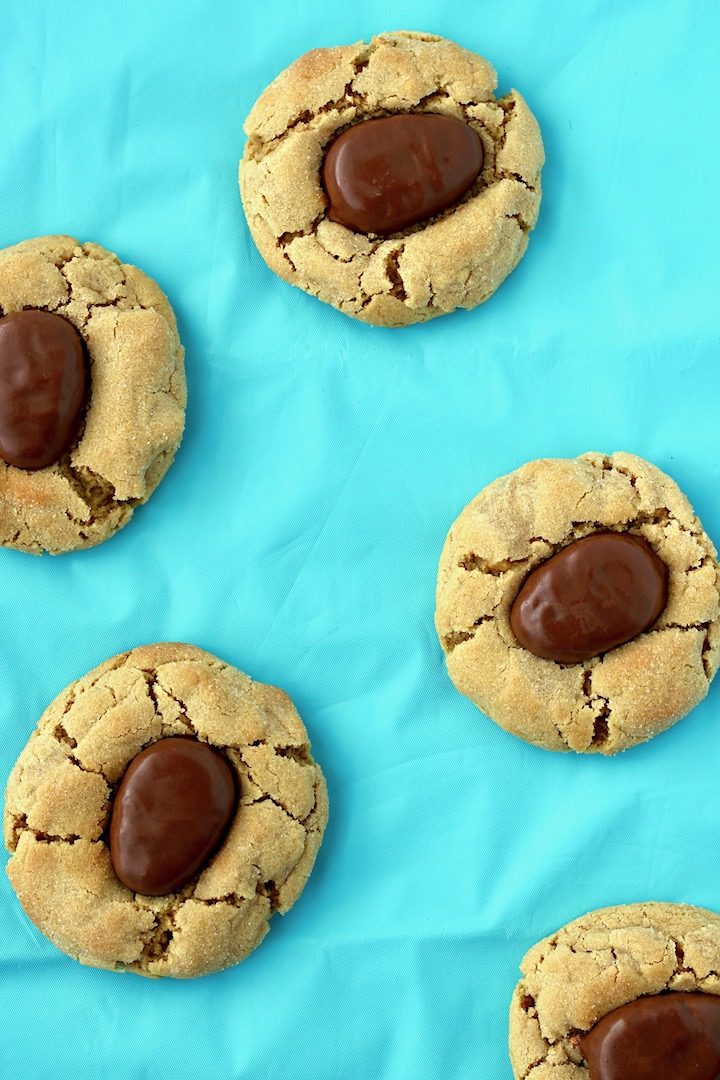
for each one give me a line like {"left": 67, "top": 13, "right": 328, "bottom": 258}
{"left": 1, "top": 2, "right": 719, "bottom": 1077}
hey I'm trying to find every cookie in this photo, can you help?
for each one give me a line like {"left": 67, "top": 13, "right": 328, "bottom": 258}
{"left": 435, "top": 452, "right": 720, "bottom": 754}
{"left": 0, "top": 235, "right": 186, "bottom": 554}
{"left": 4, "top": 643, "right": 328, "bottom": 979}
{"left": 509, "top": 902, "right": 720, "bottom": 1078}
{"left": 240, "top": 30, "right": 543, "bottom": 327}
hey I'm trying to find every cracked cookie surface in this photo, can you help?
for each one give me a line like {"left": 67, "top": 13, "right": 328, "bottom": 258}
{"left": 0, "top": 235, "right": 186, "bottom": 553}
{"left": 239, "top": 30, "right": 544, "bottom": 327}
{"left": 509, "top": 902, "right": 720, "bottom": 1078}
{"left": 3, "top": 643, "right": 329, "bottom": 978}
{"left": 435, "top": 452, "right": 720, "bottom": 753}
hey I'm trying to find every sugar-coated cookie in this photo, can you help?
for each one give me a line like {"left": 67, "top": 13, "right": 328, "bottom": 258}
{"left": 0, "top": 236, "right": 186, "bottom": 553}
{"left": 4, "top": 644, "right": 328, "bottom": 978}
{"left": 435, "top": 452, "right": 720, "bottom": 753}
{"left": 240, "top": 31, "right": 543, "bottom": 327}
{"left": 509, "top": 902, "right": 720, "bottom": 1078}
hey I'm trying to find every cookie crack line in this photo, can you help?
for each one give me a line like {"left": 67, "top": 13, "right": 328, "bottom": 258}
{"left": 505, "top": 211, "right": 531, "bottom": 233}
{"left": 245, "top": 41, "right": 380, "bottom": 162}
{"left": 442, "top": 615, "right": 495, "bottom": 652}
{"left": 247, "top": 82, "right": 364, "bottom": 163}
{"left": 141, "top": 669, "right": 198, "bottom": 737}
{"left": 55, "top": 249, "right": 128, "bottom": 326}
{"left": 9, "top": 810, "right": 101, "bottom": 850}
{"left": 238, "top": 751, "right": 314, "bottom": 825}
{"left": 14, "top": 818, "right": 81, "bottom": 845}
{"left": 458, "top": 552, "right": 533, "bottom": 574}
{"left": 55, "top": 457, "right": 129, "bottom": 522}
{"left": 140, "top": 906, "right": 178, "bottom": 966}
{"left": 50, "top": 720, "right": 112, "bottom": 782}
{"left": 384, "top": 246, "right": 407, "bottom": 300}
{"left": 137, "top": 661, "right": 309, "bottom": 752}
{"left": 582, "top": 668, "right": 611, "bottom": 747}
{"left": 58, "top": 651, "right": 128, "bottom": 720}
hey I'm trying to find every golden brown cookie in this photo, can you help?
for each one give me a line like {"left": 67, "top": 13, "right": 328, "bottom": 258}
{"left": 435, "top": 452, "right": 720, "bottom": 753}
{"left": 240, "top": 30, "right": 544, "bottom": 327}
{"left": 4, "top": 643, "right": 328, "bottom": 979}
{"left": 0, "top": 235, "right": 186, "bottom": 554}
{"left": 509, "top": 902, "right": 720, "bottom": 1078}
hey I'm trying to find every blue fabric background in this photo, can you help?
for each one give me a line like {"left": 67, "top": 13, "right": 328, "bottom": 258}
{"left": 1, "top": 1, "right": 719, "bottom": 1077}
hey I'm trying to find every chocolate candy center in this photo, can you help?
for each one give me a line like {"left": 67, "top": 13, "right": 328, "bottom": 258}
{"left": 509, "top": 533, "right": 668, "bottom": 663}
{"left": 580, "top": 992, "right": 720, "bottom": 1080}
{"left": 0, "top": 309, "right": 88, "bottom": 470}
{"left": 109, "top": 737, "right": 238, "bottom": 896}
{"left": 322, "top": 113, "right": 484, "bottom": 235}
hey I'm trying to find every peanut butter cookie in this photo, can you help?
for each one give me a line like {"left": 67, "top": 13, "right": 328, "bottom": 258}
{"left": 509, "top": 902, "right": 720, "bottom": 1078}
{"left": 435, "top": 452, "right": 720, "bottom": 753}
{"left": 240, "top": 31, "right": 543, "bottom": 327}
{"left": 0, "top": 235, "right": 186, "bottom": 553}
{"left": 4, "top": 643, "right": 328, "bottom": 978}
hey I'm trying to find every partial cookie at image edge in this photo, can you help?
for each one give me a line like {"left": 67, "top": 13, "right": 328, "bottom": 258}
{"left": 509, "top": 902, "right": 720, "bottom": 1078}
{"left": 0, "top": 235, "right": 187, "bottom": 554}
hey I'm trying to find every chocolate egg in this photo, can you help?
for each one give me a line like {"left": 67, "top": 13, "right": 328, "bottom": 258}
{"left": 109, "top": 738, "right": 237, "bottom": 896}
{"left": 510, "top": 533, "right": 668, "bottom": 663}
{"left": 580, "top": 992, "right": 720, "bottom": 1080}
{"left": 322, "top": 113, "right": 484, "bottom": 234}
{"left": 0, "top": 309, "right": 87, "bottom": 470}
